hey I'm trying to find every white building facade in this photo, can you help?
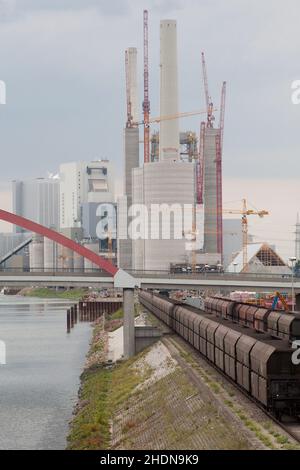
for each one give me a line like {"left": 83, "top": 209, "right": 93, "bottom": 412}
{"left": 59, "top": 160, "right": 115, "bottom": 229}
{"left": 12, "top": 177, "right": 60, "bottom": 231}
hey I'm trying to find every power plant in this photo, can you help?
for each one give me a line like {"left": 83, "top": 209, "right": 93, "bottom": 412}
{"left": 3, "top": 11, "right": 275, "bottom": 277}
{"left": 119, "top": 10, "right": 227, "bottom": 272}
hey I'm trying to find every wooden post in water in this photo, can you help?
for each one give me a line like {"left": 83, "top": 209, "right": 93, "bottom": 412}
{"left": 67, "top": 309, "right": 71, "bottom": 333}
{"left": 74, "top": 304, "right": 78, "bottom": 324}
{"left": 70, "top": 307, "right": 74, "bottom": 328}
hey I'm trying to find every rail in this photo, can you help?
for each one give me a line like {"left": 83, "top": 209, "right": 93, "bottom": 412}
{"left": 0, "top": 267, "right": 296, "bottom": 282}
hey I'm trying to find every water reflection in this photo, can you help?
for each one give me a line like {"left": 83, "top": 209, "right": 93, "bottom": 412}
{"left": 0, "top": 296, "right": 91, "bottom": 450}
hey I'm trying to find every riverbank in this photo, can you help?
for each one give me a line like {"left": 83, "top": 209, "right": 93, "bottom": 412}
{"left": 19, "top": 287, "right": 88, "bottom": 300}
{"left": 67, "top": 311, "right": 125, "bottom": 450}
{"left": 67, "top": 302, "right": 300, "bottom": 450}
{"left": 67, "top": 314, "right": 254, "bottom": 450}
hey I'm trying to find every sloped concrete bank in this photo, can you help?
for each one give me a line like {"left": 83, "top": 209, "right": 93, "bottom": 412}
{"left": 67, "top": 301, "right": 300, "bottom": 450}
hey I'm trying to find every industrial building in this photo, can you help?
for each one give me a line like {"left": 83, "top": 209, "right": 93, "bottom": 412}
{"left": 12, "top": 176, "right": 60, "bottom": 232}
{"left": 150, "top": 131, "right": 198, "bottom": 163}
{"left": 132, "top": 160, "right": 195, "bottom": 271}
{"left": 24, "top": 160, "right": 117, "bottom": 272}
{"left": 129, "top": 19, "right": 195, "bottom": 271}
{"left": 59, "top": 159, "right": 115, "bottom": 229}
{"left": 56, "top": 159, "right": 117, "bottom": 271}
{"left": 116, "top": 11, "right": 229, "bottom": 273}
{"left": 117, "top": 46, "right": 140, "bottom": 271}
{"left": 117, "top": 13, "right": 228, "bottom": 273}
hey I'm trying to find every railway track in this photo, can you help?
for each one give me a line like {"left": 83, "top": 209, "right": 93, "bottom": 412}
{"left": 163, "top": 331, "right": 300, "bottom": 446}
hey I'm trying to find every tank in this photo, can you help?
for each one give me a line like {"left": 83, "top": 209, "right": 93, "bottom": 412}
{"left": 73, "top": 252, "right": 84, "bottom": 273}
{"left": 57, "top": 244, "right": 74, "bottom": 272}
{"left": 83, "top": 242, "right": 100, "bottom": 273}
{"left": 44, "top": 237, "right": 57, "bottom": 272}
{"left": 29, "top": 235, "right": 44, "bottom": 272}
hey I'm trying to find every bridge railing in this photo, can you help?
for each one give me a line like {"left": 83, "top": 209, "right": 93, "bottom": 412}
{"left": 125, "top": 269, "right": 294, "bottom": 281}
{"left": 0, "top": 267, "right": 111, "bottom": 277}
{"left": 0, "top": 267, "right": 296, "bottom": 282}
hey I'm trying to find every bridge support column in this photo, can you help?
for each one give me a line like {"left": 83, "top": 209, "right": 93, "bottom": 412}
{"left": 123, "top": 288, "right": 135, "bottom": 359}
{"left": 296, "top": 294, "right": 300, "bottom": 312}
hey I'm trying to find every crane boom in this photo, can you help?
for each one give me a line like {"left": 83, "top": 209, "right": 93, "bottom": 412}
{"left": 201, "top": 52, "right": 214, "bottom": 128}
{"left": 223, "top": 199, "right": 269, "bottom": 269}
{"left": 136, "top": 108, "right": 211, "bottom": 126}
{"left": 219, "top": 81, "right": 226, "bottom": 152}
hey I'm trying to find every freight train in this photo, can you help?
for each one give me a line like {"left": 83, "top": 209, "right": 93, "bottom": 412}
{"left": 139, "top": 290, "right": 300, "bottom": 419}
{"left": 205, "top": 297, "right": 300, "bottom": 343}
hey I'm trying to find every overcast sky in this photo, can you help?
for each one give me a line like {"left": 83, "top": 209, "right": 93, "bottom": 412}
{"left": 0, "top": 0, "right": 299, "bottom": 259}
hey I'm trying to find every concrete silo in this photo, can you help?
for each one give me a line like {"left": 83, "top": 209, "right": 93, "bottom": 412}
{"left": 29, "top": 235, "right": 44, "bottom": 272}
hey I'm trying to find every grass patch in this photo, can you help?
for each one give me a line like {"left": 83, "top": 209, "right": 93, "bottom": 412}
{"left": 67, "top": 367, "right": 112, "bottom": 449}
{"left": 206, "top": 379, "right": 221, "bottom": 394}
{"left": 224, "top": 399, "right": 234, "bottom": 408}
{"left": 67, "top": 334, "right": 152, "bottom": 450}
{"left": 232, "top": 408, "right": 275, "bottom": 449}
{"left": 23, "top": 287, "right": 88, "bottom": 300}
{"left": 110, "top": 308, "right": 123, "bottom": 320}
{"left": 88, "top": 324, "right": 106, "bottom": 356}
{"left": 275, "top": 435, "right": 289, "bottom": 445}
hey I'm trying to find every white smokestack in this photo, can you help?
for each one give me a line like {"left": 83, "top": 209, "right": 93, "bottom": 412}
{"left": 127, "top": 47, "right": 139, "bottom": 125}
{"left": 159, "top": 20, "right": 179, "bottom": 162}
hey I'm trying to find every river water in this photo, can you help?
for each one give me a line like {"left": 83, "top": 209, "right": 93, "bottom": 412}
{"left": 0, "top": 295, "right": 91, "bottom": 450}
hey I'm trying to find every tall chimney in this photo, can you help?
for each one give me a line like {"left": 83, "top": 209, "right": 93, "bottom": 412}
{"left": 159, "top": 20, "right": 179, "bottom": 162}
{"left": 127, "top": 47, "right": 139, "bottom": 125}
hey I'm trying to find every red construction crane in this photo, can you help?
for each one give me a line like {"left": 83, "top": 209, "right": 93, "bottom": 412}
{"left": 125, "top": 50, "right": 133, "bottom": 129}
{"left": 197, "top": 121, "right": 206, "bottom": 204}
{"left": 201, "top": 52, "right": 215, "bottom": 128}
{"left": 219, "top": 81, "right": 226, "bottom": 152}
{"left": 143, "top": 10, "right": 150, "bottom": 163}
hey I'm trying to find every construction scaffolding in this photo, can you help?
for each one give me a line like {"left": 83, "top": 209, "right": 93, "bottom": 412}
{"left": 150, "top": 131, "right": 198, "bottom": 162}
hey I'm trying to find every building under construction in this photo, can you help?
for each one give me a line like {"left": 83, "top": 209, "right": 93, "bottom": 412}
{"left": 118, "top": 47, "right": 139, "bottom": 270}
{"left": 119, "top": 11, "right": 227, "bottom": 272}
{"left": 150, "top": 131, "right": 198, "bottom": 163}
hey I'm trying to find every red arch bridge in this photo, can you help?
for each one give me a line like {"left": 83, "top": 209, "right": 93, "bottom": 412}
{"left": 0, "top": 209, "right": 137, "bottom": 357}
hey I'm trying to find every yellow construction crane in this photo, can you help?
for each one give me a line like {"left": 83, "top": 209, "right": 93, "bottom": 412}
{"left": 107, "top": 231, "right": 113, "bottom": 260}
{"left": 223, "top": 199, "right": 269, "bottom": 270}
{"left": 135, "top": 108, "right": 217, "bottom": 127}
{"left": 182, "top": 200, "right": 268, "bottom": 273}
